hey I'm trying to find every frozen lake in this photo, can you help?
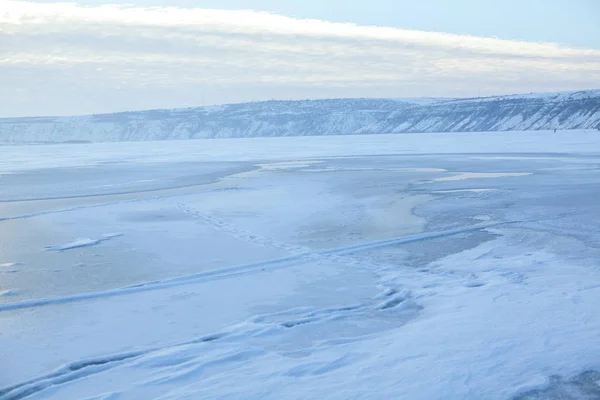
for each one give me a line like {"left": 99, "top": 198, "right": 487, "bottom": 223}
{"left": 1, "top": 131, "right": 600, "bottom": 399}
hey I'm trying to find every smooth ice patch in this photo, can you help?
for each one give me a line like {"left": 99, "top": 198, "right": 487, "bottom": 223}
{"left": 90, "top": 179, "right": 158, "bottom": 189}
{"left": 433, "top": 188, "right": 497, "bottom": 193}
{"left": 227, "top": 160, "right": 323, "bottom": 180}
{"left": 302, "top": 167, "right": 447, "bottom": 173}
{"left": 394, "top": 168, "right": 447, "bottom": 173}
{"left": 257, "top": 161, "right": 323, "bottom": 171}
{"left": 469, "top": 156, "right": 596, "bottom": 162}
{"left": 434, "top": 172, "right": 531, "bottom": 182}
{"left": 45, "top": 233, "right": 124, "bottom": 251}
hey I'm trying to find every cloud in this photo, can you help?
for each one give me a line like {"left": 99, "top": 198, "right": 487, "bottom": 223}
{"left": 1, "top": 0, "right": 599, "bottom": 116}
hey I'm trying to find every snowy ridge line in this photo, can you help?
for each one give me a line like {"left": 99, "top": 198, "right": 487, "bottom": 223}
{"left": 0, "top": 289, "right": 417, "bottom": 399}
{"left": 0, "top": 222, "right": 511, "bottom": 313}
{"left": 0, "top": 331, "right": 235, "bottom": 399}
{"left": 0, "top": 351, "right": 145, "bottom": 400}
{"left": 0, "top": 329, "right": 234, "bottom": 400}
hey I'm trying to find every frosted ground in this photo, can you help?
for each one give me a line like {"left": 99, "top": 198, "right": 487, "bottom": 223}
{"left": 1, "top": 130, "right": 600, "bottom": 399}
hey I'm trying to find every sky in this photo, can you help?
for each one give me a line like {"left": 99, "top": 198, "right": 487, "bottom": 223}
{"left": 1, "top": 0, "right": 599, "bottom": 117}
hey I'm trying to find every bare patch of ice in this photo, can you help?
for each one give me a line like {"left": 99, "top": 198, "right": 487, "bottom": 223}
{"left": 90, "top": 179, "right": 158, "bottom": 189}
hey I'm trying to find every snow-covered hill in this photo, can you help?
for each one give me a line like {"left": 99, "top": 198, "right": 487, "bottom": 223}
{"left": 1, "top": 91, "right": 599, "bottom": 143}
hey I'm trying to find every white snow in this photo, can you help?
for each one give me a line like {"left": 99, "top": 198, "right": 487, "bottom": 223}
{"left": 1, "top": 131, "right": 600, "bottom": 399}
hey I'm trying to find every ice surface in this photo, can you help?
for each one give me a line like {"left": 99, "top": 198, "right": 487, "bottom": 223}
{"left": 1, "top": 131, "right": 600, "bottom": 400}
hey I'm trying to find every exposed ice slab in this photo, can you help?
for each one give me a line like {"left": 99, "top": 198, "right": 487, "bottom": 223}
{"left": 45, "top": 233, "right": 123, "bottom": 251}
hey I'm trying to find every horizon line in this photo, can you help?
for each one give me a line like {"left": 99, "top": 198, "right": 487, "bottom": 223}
{"left": 1, "top": 88, "right": 599, "bottom": 120}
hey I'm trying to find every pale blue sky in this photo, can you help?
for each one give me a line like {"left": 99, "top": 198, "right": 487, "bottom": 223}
{"left": 2, "top": 0, "right": 600, "bottom": 116}
{"left": 30, "top": 0, "right": 600, "bottom": 49}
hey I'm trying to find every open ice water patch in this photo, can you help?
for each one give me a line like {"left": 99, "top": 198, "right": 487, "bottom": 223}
{"left": 45, "top": 233, "right": 124, "bottom": 251}
{"left": 514, "top": 371, "right": 600, "bottom": 400}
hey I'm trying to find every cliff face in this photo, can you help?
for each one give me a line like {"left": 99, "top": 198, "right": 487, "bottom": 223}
{"left": 379, "top": 91, "right": 600, "bottom": 133}
{"left": 1, "top": 91, "right": 599, "bottom": 143}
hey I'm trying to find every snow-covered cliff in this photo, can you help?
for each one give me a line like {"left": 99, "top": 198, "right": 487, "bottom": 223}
{"left": 1, "top": 91, "right": 599, "bottom": 143}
